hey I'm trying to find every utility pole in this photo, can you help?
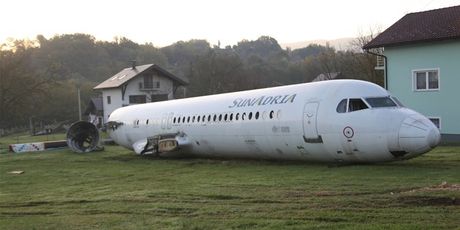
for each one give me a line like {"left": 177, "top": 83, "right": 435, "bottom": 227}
{"left": 77, "top": 85, "right": 82, "bottom": 121}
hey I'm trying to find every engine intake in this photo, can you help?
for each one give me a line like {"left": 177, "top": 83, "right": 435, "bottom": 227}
{"left": 66, "top": 121, "right": 100, "bottom": 153}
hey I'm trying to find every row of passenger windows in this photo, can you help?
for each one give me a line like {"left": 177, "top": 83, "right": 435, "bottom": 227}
{"left": 173, "top": 110, "right": 280, "bottom": 124}
{"left": 132, "top": 110, "right": 281, "bottom": 127}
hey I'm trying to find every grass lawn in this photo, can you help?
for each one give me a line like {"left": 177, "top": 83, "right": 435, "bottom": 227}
{"left": 0, "top": 137, "right": 459, "bottom": 229}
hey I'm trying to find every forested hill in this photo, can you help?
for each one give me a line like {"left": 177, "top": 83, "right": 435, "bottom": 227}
{"left": 0, "top": 34, "right": 382, "bottom": 129}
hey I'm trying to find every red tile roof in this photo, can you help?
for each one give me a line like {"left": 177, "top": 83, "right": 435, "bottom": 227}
{"left": 363, "top": 5, "right": 460, "bottom": 49}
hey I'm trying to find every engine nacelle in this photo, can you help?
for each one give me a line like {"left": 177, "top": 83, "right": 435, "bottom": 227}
{"left": 66, "top": 121, "right": 100, "bottom": 153}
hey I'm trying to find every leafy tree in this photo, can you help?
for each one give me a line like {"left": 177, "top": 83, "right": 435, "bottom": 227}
{"left": 187, "top": 49, "right": 245, "bottom": 96}
{"left": 290, "top": 44, "right": 334, "bottom": 62}
{"left": 0, "top": 41, "right": 52, "bottom": 128}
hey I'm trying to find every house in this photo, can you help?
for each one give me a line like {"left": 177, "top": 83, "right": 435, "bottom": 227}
{"left": 312, "top": 72, "right": 344, "bottom": 82}
{"left": 94, "top": 63, "right": 188, "bottom": 123}
{"left": 363, "top": 5, "right": 460, "bottom": 142}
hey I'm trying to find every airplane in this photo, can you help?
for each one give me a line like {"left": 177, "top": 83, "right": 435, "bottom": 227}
{"left": 67, "top": 79, "right": 441, "bottom": 163}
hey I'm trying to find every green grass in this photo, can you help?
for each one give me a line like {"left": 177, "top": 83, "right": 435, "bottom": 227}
{"left": 0, "top": 142, "right": 459, "bottom": 229}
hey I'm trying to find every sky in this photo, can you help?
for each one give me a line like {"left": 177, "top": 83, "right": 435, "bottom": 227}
{"left": 1, "top": 0, "right": 460, "bottom": 47}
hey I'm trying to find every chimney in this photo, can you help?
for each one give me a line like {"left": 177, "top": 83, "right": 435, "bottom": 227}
{"left": 131, "top": 60, "right": 136, "bottom": 69}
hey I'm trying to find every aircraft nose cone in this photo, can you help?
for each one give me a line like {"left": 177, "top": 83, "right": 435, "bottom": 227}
{"left": 398, "top": 115, "right": 440, "bottom": 156}
{"left": 427, "top": 126, "right": 441, "bottom": 148}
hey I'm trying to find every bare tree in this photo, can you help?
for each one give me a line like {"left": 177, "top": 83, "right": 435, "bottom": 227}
{"left": 346, "top": 28, "right": 384, "bottom": 85}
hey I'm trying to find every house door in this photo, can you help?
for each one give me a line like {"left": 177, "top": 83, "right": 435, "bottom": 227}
{"left": 303, "top": 102, "right": 322, "bottom": 143}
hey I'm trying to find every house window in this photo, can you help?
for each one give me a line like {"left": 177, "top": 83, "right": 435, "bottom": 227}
{"left": 107, "top": 96, "right": 111, "bottom": 104}
{"left": 428, "top": 117, "right": 441, "bottom": 129}
{"left": 144, "top": 75, "right": 153, "bottom": 89}
{"left": 129, "top": 95, "right": 147, "bottom": 104}
{"left": 413, "top": 69, "right": 439, "bottom": 91}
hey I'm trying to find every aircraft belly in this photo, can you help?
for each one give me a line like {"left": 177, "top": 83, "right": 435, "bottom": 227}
{"left": 184, "top": 132, "right": 331, "bottom": 161}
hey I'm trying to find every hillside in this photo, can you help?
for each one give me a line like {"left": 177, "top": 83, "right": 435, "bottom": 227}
{"left": 281, "top": 37, "right": 355, "bottom": 50}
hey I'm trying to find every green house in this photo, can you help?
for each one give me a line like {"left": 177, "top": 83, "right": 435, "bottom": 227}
{"left": 364, "top": 5, "right": 460, "bottom": 142}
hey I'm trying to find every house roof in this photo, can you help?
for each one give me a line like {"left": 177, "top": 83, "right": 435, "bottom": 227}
{"left": 94, "top": 64, "right": 189, "bottom": 90}
{"left": 363, "top": 5, "right": 460, "bottom": 49}
{"left": 312, "top": 72, "right": 343, "bottom": 82}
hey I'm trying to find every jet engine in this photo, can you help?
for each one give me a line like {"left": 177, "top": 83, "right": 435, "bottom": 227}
{"left": 66, "top": 121, "right": 100, "bottom": 153}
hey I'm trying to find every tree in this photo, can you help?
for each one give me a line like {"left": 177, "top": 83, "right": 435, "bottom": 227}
{"left": 346, "top": 29, "right": 384, "bottom": 85}
{"left": 290, "top": 44, "right": 333, "bottom": 62}
{"left": 187, "top": 48, "right": 245, "bottom": 96}
{"left": 0, "top": 41, "right": 52, "bottom": 128}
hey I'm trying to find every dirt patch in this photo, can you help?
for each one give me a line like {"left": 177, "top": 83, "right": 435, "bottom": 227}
{"left": 0, "top": 199, "right": 108, "bottom": 208}
{"left": 401, "top": 182, "right": 460, "bottom": 193}
{"left": 0, "top": 211, "right": 54, "bottom": 216}
{"left": 395, "top": 182, "right": 459, "bottom": 206}
{"left": 398, "top": 196, "right": 458, "bottom": 206}
{"left": 202, "top": 194, "right": 242, "bottom": 200}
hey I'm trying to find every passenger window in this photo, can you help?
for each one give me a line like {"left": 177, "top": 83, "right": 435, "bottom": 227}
{"left": 230, "top": 113, "right": 233, "bottom": 121}
{"left": 213, "top": 114, "right": 217, "bottom": 122}
{"left": 147, "top": 119, "right": 149, "bottom": 125}
{"left": 197, "top": 116, "right": 200, "bottom": 122}
{"left": 219, "top": 114, "right": 222, "bottom": 122}
{"left": 269, "top": 110, "right": 274, "bottom": 119}
{"left": 192, "top": 116, "right": 195, "bottom": 123}
{"left": 187, "top": 116, "right": 191, "bottom": 123}
{"left": 202, "top": 115, "right": 206, "bottom": 122}
{"left": 242, "top": 112, "right": 246, "bottom": 120}
{"left": 208, "top": 115, "right": 211, "bottom": 122}
{"left": 182, "top": 117, "right": 185, "bottom": 123}
{"left": 348, "top": 99, "right": 368, "bottom": 112}
{"left": 336, "top": 99, "right": 347, "bottom": 113}
{"left": 236, "top": 113, "right": 240, "bottom": 120}
{"left": 255, "top": 112, "right": 259, "bottom": 120}
{"left": 248, "top": 112, "right": 253, "bottom": 120}
{"left": 224, "top": 114, "right": 228, "bottom": 121}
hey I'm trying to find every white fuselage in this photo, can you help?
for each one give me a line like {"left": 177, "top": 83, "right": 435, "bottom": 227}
{"left": 107, "top": 80, "right": 440, "bottom": 163}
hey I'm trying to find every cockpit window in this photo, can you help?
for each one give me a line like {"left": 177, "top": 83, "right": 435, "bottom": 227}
{"left": 391, "top": 97, "right": 404, "bottom": 107}
{"left": 336, "top": 99, "right": 347, "bottom": 113}
{"left": 337, "top": 98, "right": 369, "bottom": 113}
{"left": 348, "top": 98, "right": 368, "bottom": 112}
{"left": 365, "top": 97, "right": 397, "bottom": 108}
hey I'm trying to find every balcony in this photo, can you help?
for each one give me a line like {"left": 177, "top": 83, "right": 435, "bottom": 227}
{"left": 139, "top": 82, "right": 160, "bottom": 91}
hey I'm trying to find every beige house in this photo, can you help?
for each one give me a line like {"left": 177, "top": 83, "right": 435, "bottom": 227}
{"left": 94, "top": 63, "right": 188, "bottom": 123}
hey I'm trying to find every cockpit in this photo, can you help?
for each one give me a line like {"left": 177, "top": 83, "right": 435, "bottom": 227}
{"left": 336, "top": 96, "right": 403, "bottom": 113}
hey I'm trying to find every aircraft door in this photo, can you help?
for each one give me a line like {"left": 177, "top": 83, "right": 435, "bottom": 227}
{"left": 167, "top": 113, "right": 173, "bottom": 130}
{"left": 303, "top": 102, "right": 322, "bottom": 143}
{"left": 161, "top": 113, "right": 167, "bottom": 130}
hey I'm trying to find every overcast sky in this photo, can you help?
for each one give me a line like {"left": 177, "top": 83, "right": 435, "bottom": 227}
{"left": 1, "top": 0, "right": 459, "bottom": 47}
